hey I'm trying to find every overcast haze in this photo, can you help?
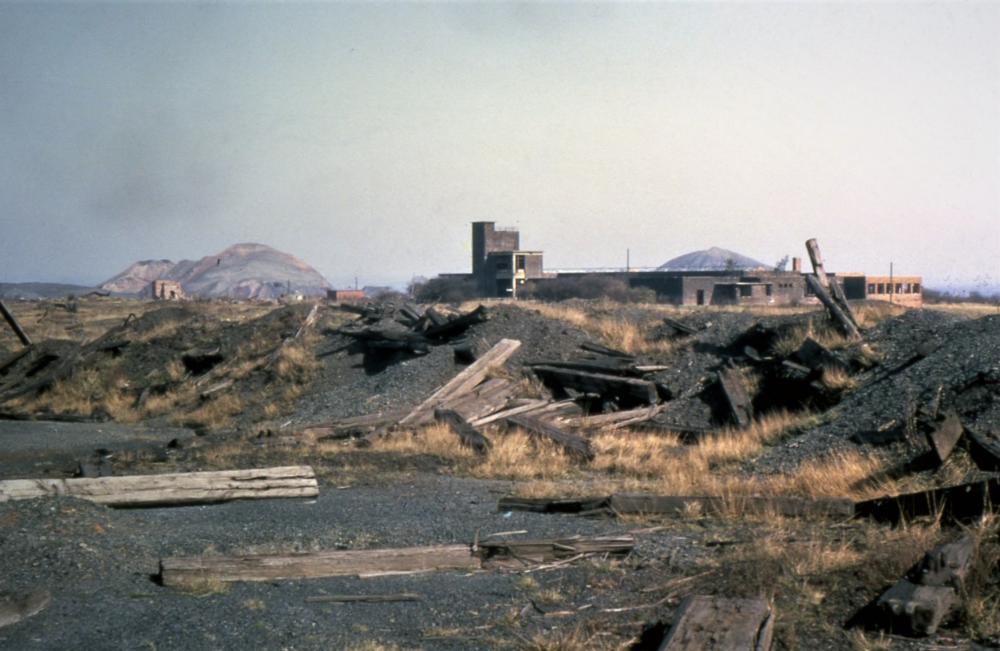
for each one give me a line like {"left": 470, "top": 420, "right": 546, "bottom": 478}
{"left": 1, "top": 2, "right": 998, "bottom": 291}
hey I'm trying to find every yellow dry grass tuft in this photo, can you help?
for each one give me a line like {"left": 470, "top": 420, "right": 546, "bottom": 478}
{"left": 515, "top": 302, "right": 674, "bottom": 356}
{"left": 371, "top": 424, "right": 478, "bottom": 461}
{"left": 852, "top": 302, "right": 905, "bottom": 328}
{"left": 771, "top": 320, "right": 851, "bottom": 357}
{"left": 819, "top": 368, "right": 858, "bottom": 392}
{"left": 273, "top": 343, "right": 321, "bottom": 384}
{"left": 470, "top": 430, "right": 573, "bottom": 480}
{"left": 176, "top": 393, "right": 244, "bottom": 430}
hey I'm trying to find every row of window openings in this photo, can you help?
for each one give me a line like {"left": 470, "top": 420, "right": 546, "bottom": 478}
{"left": 869, "top": 283, "right": 920, "bottom": 295}
{"left": 495, "top": 256, "right": 529, "bottom": 272}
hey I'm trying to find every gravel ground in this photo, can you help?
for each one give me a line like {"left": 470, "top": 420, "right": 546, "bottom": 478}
{"left": 0, "top": 474, "right": 711, "bottom": 651}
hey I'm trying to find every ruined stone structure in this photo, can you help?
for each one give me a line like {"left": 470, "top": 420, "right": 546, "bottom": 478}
{"left": 471, "top": 222, "right": 546, "bottom": 297}
{"left": 149, "top": 280, "right": 185, "bottom": 301}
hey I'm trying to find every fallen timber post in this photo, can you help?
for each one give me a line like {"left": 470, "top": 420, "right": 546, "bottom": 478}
{"left": 505, "top": 414, "right": 594, "bottom": 461}
{"left": 397, "top": 338, "right": 521, "bottom": 428}
{"left": 805, "top": 274, "right": 862, "bottom": 340}
{"left": 657, "top": 595, "right": 774, "bottom": 651}
{"left": 437, "top": 377, "right": 516, "bottom": 423}
{"left": 497, "top": 494, "right": 856, "bottom": 519}
{"left": 563, "top": 404, "right": 666, "bottom": 430}
{"left": 531, "top": 365, "right": 659, "bottom": 407}
{"left": 159, "top": 535, "right": 634, "bottom": 587}
{"left": 805, "top": 237, "right": 859, "bottom": 330}
{"left": 0, "top": 300, "right": 32, "bottom": 347}
{"left": 434, "top": 408, "right": 491, "bottom": 455}
{"left": 0, "top": 466, "right": 319, "bottom": 507}
{"left": 854, "top": 476, "right": 1000, "bottom": 525}
{"left": 924, "top": 409, "right": 964, "bottom": 465}
{"left": 873, "top": 535, "right": 976, "bottom": 636}
{"left": 468, "top": 399, "right": 551, "bottom": 428}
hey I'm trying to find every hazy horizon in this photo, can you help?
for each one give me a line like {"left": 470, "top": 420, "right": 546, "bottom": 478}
{"left": 2, "top": 3, "right": 998, "bottom": 293}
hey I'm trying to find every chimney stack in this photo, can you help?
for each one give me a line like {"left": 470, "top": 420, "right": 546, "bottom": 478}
{"left": 792, "top": 257, "right": 802, "bottom": 273}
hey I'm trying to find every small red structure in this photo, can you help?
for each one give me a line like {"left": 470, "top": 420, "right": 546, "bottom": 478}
{"left": 326, "top": 289, "right": 365, "bottom": 302}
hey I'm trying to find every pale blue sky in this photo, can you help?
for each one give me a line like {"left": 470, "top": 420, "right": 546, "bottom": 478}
{"left": 1, "top": 2, "right": 998, "bottom": 291}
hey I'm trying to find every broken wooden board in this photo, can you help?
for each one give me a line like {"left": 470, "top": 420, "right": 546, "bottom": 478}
{"left": 438, "top": 377, "right": 515, "bottom": 423}
{"left": 506, "top": 414, "right": 594, "bottom": 461}
{"left": 805, "top": 237, "right": 859, "bottom": 330}
{"left": 299, "top": 411, "right": 406, "bottom": 441}
{"left": 468, "top": 399, "right": 551, "bottom": 428}
{"left": 717, "top": 367, "right": 753, "bottom": 429}
{"left": 658, "top": 595, "right": 774, "bottom": 651}
{"left": 579, "top": 341, "right": 633, "bottom": 359}
{"left": 434, "top": 408, "right": 491, "bottom": 455}
{"left": 160, "top": 535, "right": 627, "bottom": 586}
{"left": 398, "top": 338, "right": 521, "bottom": 428}
{"left": 527, "top": 357, "right": 644, "bottom": 377}
{"left": 564, "top": 405, "right": 666, "bottom": 430}
{"left": 855, "top": 476, "right": 1000, "bottom": 524}
{"left": 531, "top": 365, "right": 659, "bottom": 407}
{"left": 924, "top": 409, "right": 963, "bottom": 465}
{"left": 477, "top": 535, "right": 634, "bottom": 568}
{"left": 794, "top": 338, "right": 849, "bottom": 374}
{"left": 661, "top": 317, "right": 698, "bottom": 337}
{"left": 0, "top": 466, "right": 319, "bottom": 507}
{"left": 424, "top": 304, "right": 489, "bottom": 339}
{"left": 498, "top": 494, "right": 855, "bottom": 519}
{"left": 610, "top": 493, "right": 855, "bottom": 519}
{"left": 160, "top": 544, "right": 480, "bottom": 587}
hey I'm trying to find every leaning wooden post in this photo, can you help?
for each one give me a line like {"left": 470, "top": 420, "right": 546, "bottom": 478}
{"left": 805, "top": 238, "right": 860, "bottom": 333}
{"left": 805, "top": 275, "right": 861, "bottom": 340}
{"left": 0, "top": 300, "right": 32, "bottom": 347}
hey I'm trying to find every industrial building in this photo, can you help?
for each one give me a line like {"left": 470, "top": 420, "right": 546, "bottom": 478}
{"left": 461, "top": 222, "right": 921, "bottom": 306}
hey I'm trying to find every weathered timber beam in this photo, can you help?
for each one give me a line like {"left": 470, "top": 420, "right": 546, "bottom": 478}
{"left": 160, "top": 544, "right": 479, "bottom": 587}
{"left": 0, "top": 300, "right": 31, "bottom": 347}
{"left": 438, "top": 377, "right": 515, "bottom": 422}
{"left": 398, "top": 338, "right": 521, "bottom": 428}
{"left": 564, "top": 405, "right": 665, "bottom": 430}
{"left": 0, "top": 466, "right": 319, "bottom": 507}
{"left": 468, "top": 399, "right": 551, "bottom": 428}
{"left": 425, "top": 304, "right": 489, "bottom": 339}
{"left": 531, "top": 365, "right": 659, "bottom": 406}
{"left": 855, "top": 476, "right": 1000, "bottom": 524}
{"left": 717, "top": 367, "right": 753, "bottom": 429}
{"left": 805, "top": 274, "right": 862, "bottom": 340}
{"left": 478, "top": 535, "right": 634, "bottom": 568}
{"left": 658, "top": 595, "right": 774, "bottom": 651}
{"left": 434, "top": 408, "right": 491, "bottom": 455}
{"left": 506, "top": 414, "right": 594, "bottom": 461}
{"left": 579, "top": 342, "right": 633, "bottom": 359}
{"left": 807, "top": 238, "right": 859, "bottom": 328}
{"left": 661, "top": 316, "right": 698, "bottom": 336}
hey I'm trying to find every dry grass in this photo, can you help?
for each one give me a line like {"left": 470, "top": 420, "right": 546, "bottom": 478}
{"left": 926, "top": 302, "right": 1000, "bottom": 317}
{"left": 771, "top": 320, "right": 851, "bottom": 356}
{"left": 175, "top": 393, "right": 244, "bottom": 430}
{"left": 514, "top": 302, "right": 675, "bottom": 356}
{"left": 273, "top": 342, "right": 321, "bottom": 383}
{"left": 819, "top": 368, "right": 858, "bottom": 392}
{"left": 852, "top": 301, "right": 906, "bottom": 328}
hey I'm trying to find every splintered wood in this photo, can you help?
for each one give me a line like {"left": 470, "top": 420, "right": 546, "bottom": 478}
{"left": 0, "top": 466, "right": 319, "bottom": 507}
{"left": 397, "top": 338, "right": 521, "bottom": 427}
{"left": 159, "top": 535, "right": 634, "bottom": 587}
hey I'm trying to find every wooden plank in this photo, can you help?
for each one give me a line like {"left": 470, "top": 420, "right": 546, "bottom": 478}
{"left": 434, "top": 409, "right": 491, "bottom": 455}
{"left": 0, "top": 466, "right": 319, "bottom": 507}
{"left": 662, "top": 317, "right": 698, "bottom": 336}
{"left": 658, "top": 595, "right": 773, "bottom": 651}
{"left": 805, "top": 238, "right": 830, "bottom": 288}
{"left": 425, "top": 304, "right": 489, "bottom": 339}
{"left": 531, "top": 365, "right": 659, "bottom": 407}
{"left": 438, "top": 378, "right": 515, "bottom": 423}
{"left": 160, "top": 544, "right": 479, "bottom": 587}
{"left": 527, "top": 358, "right": 642, "bottom": 377}
{"left": 924, "top": 410, "right": 963, "bottom": 465}
{"left": 855, "top": 476, "right": 1000, "bottom": 525}
{"left": 717, "top": 367, "right": 753, "bottom": 429}
{"left": 397, "top": 338, "right": 521, "bottom": 427}
{"left": 805, "top": 274, "right": 862, "bottom": 340}
{"left": 579, "top": 342, "right": 633, "bottom": 359}
{"left": 299, "top": 411, "right": 407, "bottom": 441}
{"left": 610, "top": 494, "right": 855, "bottom": 519}
{"left": 506, "top": 414, "right": 594, "bottom": 461}
{"left": 469, "top": 399, "right": 551, "bottom": 428}
{"left": 565, "top": 405, "right": 665, "bottom": 430}
{"left": 478, "top": 535, "right": 634, "bottom": 568}
{"left": 0, "top": 300, "right": 31, "bottom": 347}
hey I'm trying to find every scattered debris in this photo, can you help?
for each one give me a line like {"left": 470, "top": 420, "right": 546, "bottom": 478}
{"left": 855, "top": 476, "right": 1000, "bottom": 525}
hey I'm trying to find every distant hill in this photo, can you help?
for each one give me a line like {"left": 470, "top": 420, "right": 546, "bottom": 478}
{"left": 0, "top": 282, "right": 99, "bottom": 300}
{"left": 100, "top": 243, "right": 331, "bottom": 299}
{"left": 657, "top": 247, "right": 767, "bottom": 272}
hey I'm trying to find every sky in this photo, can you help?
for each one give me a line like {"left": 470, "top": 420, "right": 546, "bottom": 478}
{"left": 1, "top": 2, "right": 998, "bottom": 292}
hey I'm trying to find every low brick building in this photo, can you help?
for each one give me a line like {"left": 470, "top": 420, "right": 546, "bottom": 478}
{"left": 149, "top": 280, "right": 185, "bottom": 301}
